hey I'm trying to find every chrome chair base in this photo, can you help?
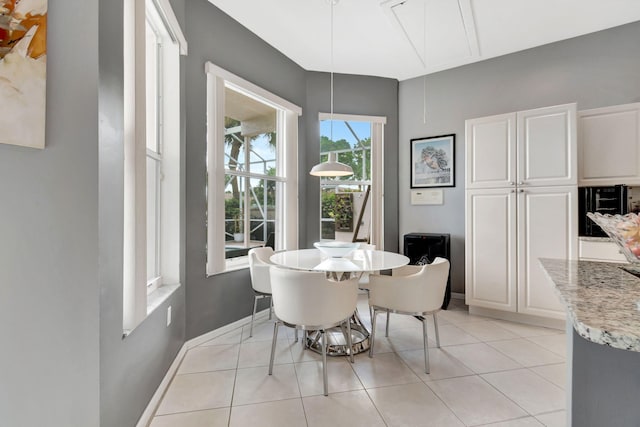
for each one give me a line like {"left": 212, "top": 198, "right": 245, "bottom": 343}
{"left": 305, "top": 311, "right": 370, "bottom": 357}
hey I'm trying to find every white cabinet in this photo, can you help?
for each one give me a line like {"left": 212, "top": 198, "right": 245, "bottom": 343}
{"left": 517, "top": 104, "right": 577, "bottom": 187}
{"left": 465, "top": 103, "right": 577, "bottom": 321}
{"left": 578, "top": 102, "right": 640, "bottom": 186}
{"left": 465, "top": 112, "right": 517, "bottom": 189}
{"left": 517, "top": 186, "right": 577, "bottom": 319}
{"left": 465, "top": 189, "right": 517, "bottom": 312}
{"left": 578, "top": 239, "right": 627, "bottom": 263}
{"left": 466, "top": 104, "right": 577, "bottom": 189}
{"left": 465, "top": 186, "right": 576, "bottom": 319}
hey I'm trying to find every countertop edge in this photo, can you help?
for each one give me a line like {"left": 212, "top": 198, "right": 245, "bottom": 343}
{"left": 540, "top": 258, "right": 640, "bottom": 353}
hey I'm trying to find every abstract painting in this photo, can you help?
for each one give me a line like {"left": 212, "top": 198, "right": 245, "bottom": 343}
{"left": 0, "top": 0, "right": 47, "bottom": 149}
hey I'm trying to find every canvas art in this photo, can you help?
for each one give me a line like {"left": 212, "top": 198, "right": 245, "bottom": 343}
{"left": 0, "top": 0, "right": 47, "bottom": 149}
{"left": 410, "top": 134, "right": 455, "bottom": 188}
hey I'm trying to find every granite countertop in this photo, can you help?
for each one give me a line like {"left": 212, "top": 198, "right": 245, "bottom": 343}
{"left": 540, "top": 258, "right": 640, "bottom": 352}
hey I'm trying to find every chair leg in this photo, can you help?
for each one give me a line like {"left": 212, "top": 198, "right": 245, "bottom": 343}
{"left": 433, "top": 312, "right": 441, "bottom": 348}
{"left": 321, "top": 330, "right": 329, "bottom": 396}
{"left": 268, "top": 321, "right": 279, "bottom": 375}
{"left": 250, "top": 295, "right": 259, "bottom": 337}
{"left": 369, "top": 308, "right": 377, "bottom": 358}
{"left": 268, "top": 296, "right": 273, "bottom": 320}
{"left": 385, "top": 309, "right": 390, "bottom": 337}
{"left": 366, "top": 290, "right": 373, "bottom": 321}
{"left": 422, "top": 318, "right": 430, "bottom": 374}
{"left": 345, "top": 317, "right": 354, "bottom": 363}
{"left": 294, "top": 328, "right": 299, "bottom": 343}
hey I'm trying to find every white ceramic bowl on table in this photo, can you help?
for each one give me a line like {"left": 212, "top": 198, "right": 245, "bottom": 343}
{"left": 313, "top": 241, "right": 360, "bottom": 258}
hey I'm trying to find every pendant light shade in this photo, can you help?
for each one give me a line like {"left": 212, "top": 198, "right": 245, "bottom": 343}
{"left": 310, "top": 152, "right": 353, "bottom": 177}
{"left": 309, "top": 0, "right": 353, "bottom": 178}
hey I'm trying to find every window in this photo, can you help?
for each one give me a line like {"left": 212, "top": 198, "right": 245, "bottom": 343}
{"left": 123, "top": 0, "right": 187, "bottom": 333}
{"left": 318, "top": 114, "right": 385, "bottom": 248}
{"left": 206, "top": 63, "right": 301, "bottom": 275}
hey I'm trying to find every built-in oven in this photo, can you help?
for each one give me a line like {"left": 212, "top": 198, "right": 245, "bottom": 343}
{"left": 578, "top": 185, "right": 640, "bottom": 237}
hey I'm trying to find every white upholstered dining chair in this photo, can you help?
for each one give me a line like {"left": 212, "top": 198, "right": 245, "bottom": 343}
{"left": 268, "top": 266, "right": 359, "bottom": 396}
{"left": 248, "top": 247, "right": 275, "bottom": 338}
{"left": 367, "top": 257, "right": 450, "bottom": 373}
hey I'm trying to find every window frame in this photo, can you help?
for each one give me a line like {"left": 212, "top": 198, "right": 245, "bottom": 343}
{"left": 205, "top": 62, "right": 301, "bottom": 276}
{"left": 317, "top": 113, "right": 385, "bottom": 248}
{"left": 123, "top": 0, "right": 187, "bottom": 334}
{"left": 145, "top": 10, "right": 163, "bottom": 293}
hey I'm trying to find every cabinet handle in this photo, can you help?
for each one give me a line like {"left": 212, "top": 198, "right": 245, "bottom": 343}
{"left": 509, "top": 181, "right": 515, "bottom": 186}
{"left": 517, "top": 181, "right": 524, "bottom": 185}
{"left": 518, "top": 189, "right": 525, "bottom": 193}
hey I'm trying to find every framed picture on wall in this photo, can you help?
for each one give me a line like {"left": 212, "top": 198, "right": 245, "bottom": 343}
{"left": 410, "top": 134, "right": 455, "bottom": 188}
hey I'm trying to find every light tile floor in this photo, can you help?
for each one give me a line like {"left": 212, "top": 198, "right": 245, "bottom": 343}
{"left": 149, "top": 296, "right": 567, "bottom": 427}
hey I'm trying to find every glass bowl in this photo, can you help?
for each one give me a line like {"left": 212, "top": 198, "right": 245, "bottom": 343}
{"left": 313, "top": 241, "right": 360, "bottom": 258}
{"left": 587, "top": 212, "right": 640, "bottom": 265}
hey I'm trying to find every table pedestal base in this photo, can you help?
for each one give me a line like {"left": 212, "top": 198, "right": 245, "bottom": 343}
{"left": 305, "top": 310, "right": 370, "bottom": 356}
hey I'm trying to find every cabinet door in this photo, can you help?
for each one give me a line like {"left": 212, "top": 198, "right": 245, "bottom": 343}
{"left": 465, "top": 189, "right": 517, "bottom": 311}
{"left": 517, "top": 104, "right": 577, "bottom": 187}
{"left": 578, "top": 102, "right": 640, "bottom": 186}
{"left": 465, "top": 113, "right": 517, "bottom": 189}
{"left": 517, "top": 186, "right": 577, "bottom": 319}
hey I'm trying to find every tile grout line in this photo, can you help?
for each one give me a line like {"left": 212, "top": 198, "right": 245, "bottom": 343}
{"left": 226, "top": 321, "right": 260, "bottom": 425}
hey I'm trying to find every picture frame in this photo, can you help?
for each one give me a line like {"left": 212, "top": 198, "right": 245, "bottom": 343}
{"left": 410, "top": 134, "right": 455, "bottom": 188}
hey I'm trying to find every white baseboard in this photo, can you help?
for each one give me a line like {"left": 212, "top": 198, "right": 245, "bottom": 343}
{"left": 135, "top": 344, "right": 187, "bottom": 427}
{"left": 468, "top": 305, "right": 565, "bottom": 330}
{"left": 136, "top": 308, "right": 271, "bottom": 427}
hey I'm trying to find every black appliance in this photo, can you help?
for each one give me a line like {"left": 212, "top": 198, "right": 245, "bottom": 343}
{"left": 403, "top": 233, "right": 451, "bottom": 309}
{"left": 579, "top": 185, "right": 628, "bottom": 237}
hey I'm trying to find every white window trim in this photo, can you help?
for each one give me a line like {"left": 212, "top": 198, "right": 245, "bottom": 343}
{"left": 205, "top": 62, "right": 301, "bottom": 276}
{"left": 318, "top": 112, "right": 385, "bottom": 249}
{"left": 123, "top": 0, "right": 187, "bottom": 334}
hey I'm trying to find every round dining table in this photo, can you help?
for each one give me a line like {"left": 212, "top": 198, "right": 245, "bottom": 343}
{"left": 270, "top": 248, "right": 409, "bottom": 275}
{"left": 270, "top": 248, "right": 410, "bottom": 356}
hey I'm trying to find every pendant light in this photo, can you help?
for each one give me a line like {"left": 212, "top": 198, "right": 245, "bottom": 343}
{"left": 310, "top": 0, "right": 354, "bottom": 178}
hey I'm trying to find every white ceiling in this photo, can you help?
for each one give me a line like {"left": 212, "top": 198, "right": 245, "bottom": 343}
{"left": 207, "top": 0, "right": 640, "bottom": 81}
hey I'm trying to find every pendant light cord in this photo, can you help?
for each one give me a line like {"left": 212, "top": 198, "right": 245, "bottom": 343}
{"left": 330, "top": 0, "right": 335, "bottom": 143}
{"left": 423, "top": 74, "right": 427, "bottom": 124}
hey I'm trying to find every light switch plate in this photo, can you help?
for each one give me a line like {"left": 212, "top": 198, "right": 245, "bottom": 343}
{"left": 411, "top": 189, "right": 444, "bottom": 205}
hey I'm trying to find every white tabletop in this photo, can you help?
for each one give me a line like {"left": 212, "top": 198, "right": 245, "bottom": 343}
{"left": 270, "top": 249, "right": 409, "bottom": 273}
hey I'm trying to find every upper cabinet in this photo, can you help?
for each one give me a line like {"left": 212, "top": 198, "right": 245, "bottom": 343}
{"left": 465, "top": 112, "right": 517, "bottom": 189}
{"left": 578, "top": 102, "right": 640, "bottom": 186}
{"left": 466, "top": 103, "right": 577, "bottom": 189}
{"left": 517, "top": 104, "right": 577, "bottom": 187}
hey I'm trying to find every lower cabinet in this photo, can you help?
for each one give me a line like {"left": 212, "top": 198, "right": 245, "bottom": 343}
{"left": 466, "top": 186, "right": 577, "bottom": 320}
{"left": 578, "top": 239, "right": 627, "bottom": 263}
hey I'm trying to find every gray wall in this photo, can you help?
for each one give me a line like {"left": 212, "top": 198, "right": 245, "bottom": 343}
{"left": 303, "top": 72, "right": 399, "bottom": 251}
{"left": 184, "top": 0, "right": 308, "bottom": 339}
{"left": 399, "top": 21, "right": 640, "bottom": 294}
{"left": 183, "top": 1, "right": 400, "bottom": 339}
{"left": 1, "top": 0, "right": 189, "bottom": 424}
{"left": 98, "top": 0, "right": 189, "bottom": 426}
{"left": 0, "top": 1, "right": 100, "bottom": 426}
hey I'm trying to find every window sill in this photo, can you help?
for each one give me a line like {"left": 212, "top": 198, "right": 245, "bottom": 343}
{"left": 122, "top": 283, "right": 182, "bottom": 338}
{"left": 147, "top": 283, "right": 181, "bottom": 315}
{"left": 207, "top": 258, "right": 249, "bottom": 277}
